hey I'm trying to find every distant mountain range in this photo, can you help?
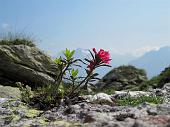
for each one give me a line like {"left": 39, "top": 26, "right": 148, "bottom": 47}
{"left": 130, "top": 46, "right": 170, "bottom": 78}
{"left": 53, "top": 46, "right": 170, "bottom": 79}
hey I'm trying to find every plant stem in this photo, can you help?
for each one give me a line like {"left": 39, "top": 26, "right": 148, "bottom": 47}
{"left": 67, "top": 70, "right": 93, "bottom": 97}
{"left": 56, "top": 62, "right": 70, "bottom": 90}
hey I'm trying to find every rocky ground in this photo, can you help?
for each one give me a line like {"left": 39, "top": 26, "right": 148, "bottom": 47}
{"left": 0, "top": 83, "right": 170, "bottom": 127}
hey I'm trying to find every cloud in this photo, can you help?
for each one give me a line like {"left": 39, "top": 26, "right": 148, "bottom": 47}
{"left": 132, "top": 46, "right": 160, "bottom": 57}
{"left": 1, "top": 23, "right": 11, "bottom": 31}
{"left": 109, "top": 48, "right": 128, "bottom": 56}
{"left": 109, "top": 46, "right": 161, "bottom": 57}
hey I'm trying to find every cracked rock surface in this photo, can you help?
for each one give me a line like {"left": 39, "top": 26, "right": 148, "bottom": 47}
{"left": 0, "top": 45, "right": 58, "bottom": 87}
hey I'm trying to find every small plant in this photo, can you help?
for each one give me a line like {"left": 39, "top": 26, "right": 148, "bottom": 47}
{"left": 116, "top": 95, "right": 164, "bottom": 106}
{"left": 53, "top": 48, "right": 111, "bottom": 97}
{"left": 24, "top": 48, "right": 111, "bottom": 109}
{"left": 16, "top": 82, "right": 32, "bottom": 103}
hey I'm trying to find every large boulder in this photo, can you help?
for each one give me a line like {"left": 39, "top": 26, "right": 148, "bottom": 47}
{"left": 0, "top": 45, "right": 58, "bottom": 87}
{"left": 96, "top": 65, "right": 147, "bottom": 90}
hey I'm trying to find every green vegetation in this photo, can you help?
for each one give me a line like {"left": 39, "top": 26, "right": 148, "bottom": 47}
{"left": 0, "top": 38, "right": 36, "bottom": 47}
{"left": 139, "top": 66, "right": 170, "bottom": 90}
{"left": 17, "top": 82, "right": 32, "bottom": 103}
{"left": 139, "top": 77, "right": 159, "bottom": 90}
{"left": 154, "top": 66, "right": 170, "bottom": 88}
{"left": 116, "top": 95, "right": 164, "bottom": 106}
{"left": 0, "top": 32, "right": 36, "bottom": 47}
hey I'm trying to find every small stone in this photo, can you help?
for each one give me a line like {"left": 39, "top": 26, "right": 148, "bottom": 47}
{"left": 163, "top": 83, "right": 170, "bottom": 92}
{"left": 84, "top": 115, "right": 96, "bottom": 123}
{"left": 157, "top": 104, "right": 170, "bottom": 115}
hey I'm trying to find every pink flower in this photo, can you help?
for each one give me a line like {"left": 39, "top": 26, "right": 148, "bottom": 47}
{"left": 87, "top": 48, "right": 111, "bottom": 72}
{"left": 93, "top": 48, "right": 110, "bottom": 64}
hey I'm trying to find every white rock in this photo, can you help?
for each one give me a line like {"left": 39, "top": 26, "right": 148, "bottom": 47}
{"left": 83, "top": 93, "right": 113, "bottom": 104}
{"left": 114, "top": 91, "right": 151, "bottom": 98}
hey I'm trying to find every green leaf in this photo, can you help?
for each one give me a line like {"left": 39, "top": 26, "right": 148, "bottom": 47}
{"left": 63, "top": 49, "right": 75, "bottom": 60}
{"left": 71, "top": 69, "right": 79, "bottom": 78}
{"left": 66, "top": 48, "right": 70, "bottom": 55}
{"left": 64, "top": 48, "right": 70, "bottom": 59}
{"left": 70, "top": 50, "right": 75, "bottom": 58}
{"left": 54, "top": 58, "right": 61, "bottom": 65}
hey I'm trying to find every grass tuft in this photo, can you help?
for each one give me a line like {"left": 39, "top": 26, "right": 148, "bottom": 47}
{"left": 0, "top": 32, "right": 36, "bottom": 47}
{"left": 116, "top": 95, "right": 164, "bottom": 106}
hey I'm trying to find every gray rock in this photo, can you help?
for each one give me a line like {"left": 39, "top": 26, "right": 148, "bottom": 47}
{"left": 97, "top": 65, "right": 147, "bottom": 90}
{"left": 0, "top": 45, "right": 58, "bottom": 87}
{"left": 149, "top": 88, "right": 167, "bottom": 96}
{"left": 157, "top": 104, "right": 170, "bottom": 115}
{"left": 108, "top": 82, "right": 124, "bottom": 90}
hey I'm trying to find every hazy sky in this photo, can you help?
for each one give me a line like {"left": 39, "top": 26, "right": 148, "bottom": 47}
{"left": 0, "top": 0, "right": 170, "bottom": 56}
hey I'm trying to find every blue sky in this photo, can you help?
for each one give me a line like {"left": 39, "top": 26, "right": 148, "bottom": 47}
{"left": 0, "top": 0, "right": 170, "bottom": 56}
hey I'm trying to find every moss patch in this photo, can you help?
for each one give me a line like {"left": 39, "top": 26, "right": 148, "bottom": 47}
{"left": 0, "top": 85, "right": 21, "bottom": 98}
{"left": 25, "top": 109, "right": 40, "bottom": 118}
{"left": 116, "top": 95, "right": 164, "bottom": 106}
{"left": 52, "top": 120, "right": 83, "bottom": 127}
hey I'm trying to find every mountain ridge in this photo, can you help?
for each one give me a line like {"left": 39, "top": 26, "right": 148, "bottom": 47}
{"left": 130, "top": 46, "right": 170, "bottom": 78}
